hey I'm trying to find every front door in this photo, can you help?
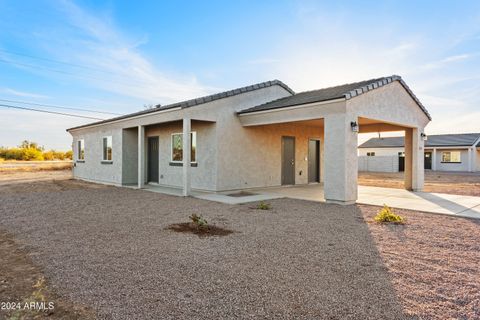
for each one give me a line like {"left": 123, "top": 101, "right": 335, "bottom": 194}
{"left": 424, "top": 151, "right": 432, "bottom": 170}
{"left": 398, "top": 152, "right": 405, "bottom": 172}
{"left": 308, "top": 139, "right": 320, "bottom": 183}
{"left": 281, "top": 136, "right": 295, "bottom": 185}
{"left": 147, "top": 137, "right": 159, "bottom": 183}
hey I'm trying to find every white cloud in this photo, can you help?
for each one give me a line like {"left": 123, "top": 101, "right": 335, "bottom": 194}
{"left": 30, "top": 0, "right": 213, "bottom": 104}
{"left": 422, "top": 54, "right": 471, "bottom": 70}
{"left": 0, "top": 88, "right": 49, "bottom": 99}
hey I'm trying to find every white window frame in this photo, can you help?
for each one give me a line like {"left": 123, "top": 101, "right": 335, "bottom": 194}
{"left": 77, "top": 139, "right": 85, "bottom": 160}
{"left": 170, "top": 132, "right": 197, "bottom": 163}
{"left": 441, "top": 151, "right": 461, "bottom": 163}
{"left": 102, "top": 136, "right": 113, "bottom": 161}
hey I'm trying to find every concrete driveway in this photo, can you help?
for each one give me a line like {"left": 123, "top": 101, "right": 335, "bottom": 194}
{"left": 253, "top": 184, "right": 480, "bottom": 219}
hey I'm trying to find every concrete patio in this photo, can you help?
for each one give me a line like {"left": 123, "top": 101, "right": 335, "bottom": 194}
{"left": 252, "top": 184, "right": 480, "bottom": 219}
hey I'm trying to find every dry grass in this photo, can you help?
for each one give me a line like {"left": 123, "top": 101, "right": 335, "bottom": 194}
{"left": 0, "top": 161, "right": 72, "bottom": 172}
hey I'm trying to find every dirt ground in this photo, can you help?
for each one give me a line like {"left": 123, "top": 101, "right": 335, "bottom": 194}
{"left": 0, "top": 169, "right": 72, "bottom": 186}
{"left": 0, "top": 179, "right": 479, "bottom": 319}
{"left": 0, "top": 230, "right": 95, "bottom": 319}
{"left": 359, "top": 171, "right": 480, "bottom": 196}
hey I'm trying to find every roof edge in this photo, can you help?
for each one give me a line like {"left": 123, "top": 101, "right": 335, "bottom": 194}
{"left": 66, "top": 79, "right": 294, "bottom": 132}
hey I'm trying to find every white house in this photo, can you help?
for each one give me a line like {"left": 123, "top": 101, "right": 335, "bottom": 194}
{"left": 67, "top": 75, "right": 431, "bottom": 204}
{"left": 358, "top": 133, "right": 480, "bottom": 172}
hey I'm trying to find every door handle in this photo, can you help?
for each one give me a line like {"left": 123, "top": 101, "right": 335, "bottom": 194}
{"left": 291, "top": 160, "right": 294, "bottom": 166}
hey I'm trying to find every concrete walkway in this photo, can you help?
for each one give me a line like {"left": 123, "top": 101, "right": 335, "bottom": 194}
{"left": 253, "top": 184, "right": 480, "bottom": 219}
{"left": 141, "top": 183, "right": 480, "bottom": 219}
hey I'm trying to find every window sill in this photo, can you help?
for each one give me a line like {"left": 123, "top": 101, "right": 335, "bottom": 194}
{"left": 169, "top": 162, "right": 198, "bottom": 167}
{"left": 101, "top": 161, "right": 113, "bottom": 164}
{"left": 76, "top": 160, "right": 85, "bottom": 163}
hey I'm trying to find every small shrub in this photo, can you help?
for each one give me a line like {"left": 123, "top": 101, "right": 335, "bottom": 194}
{"left": 189, "top": 214, "right": 208, "bottom": 227}
{"left": 257, "top": 201, "right": 271, "bottom": 210}
{"left": 374, "top": 205, "right": 404, "bottom": 224}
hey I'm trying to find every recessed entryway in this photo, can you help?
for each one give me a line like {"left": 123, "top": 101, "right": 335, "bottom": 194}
{"left": 308, "top": 139, "right": 320, "bottom": 183}
{"left": 147, "top": 136, "right": 159, "bottom": 183}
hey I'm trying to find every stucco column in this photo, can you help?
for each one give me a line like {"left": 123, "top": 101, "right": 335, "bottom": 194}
{"left": 431, "top": 148, "right": 437, "bottom": 171}
{"left": 323, "top": 114, "right": 358, "bottom": 204}
{"left": 182, "top": 118, "right": 191, "bottom": 196}
{"left": 404, "top": 128, "right": 424, "bottom": 191}
{"left": 137, "top": 125, "right": 145, "bottom": 188}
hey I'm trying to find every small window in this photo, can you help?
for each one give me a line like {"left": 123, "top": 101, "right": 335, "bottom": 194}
{"left": 77, "top": 139, "right": 85, "bottom": 160}
{"left": 367, "top": 152, "right": 375, "bottom": 156}
{"left": 441, "top": 151, "right": 461, "bottom": 163}
{"left": 398, "top": 152, "right": 405, "bottom": 157}
{"left": 103, "top": 136, "right": 112, "bottom": 161}
{"left": 171, "top": 132, "right": 196, "bottom": 162}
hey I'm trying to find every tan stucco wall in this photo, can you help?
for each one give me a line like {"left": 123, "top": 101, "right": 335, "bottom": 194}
{"left": 215, "top": 121, "right": 324, "bottom": 191}
{"left": 347, "top": 81, "right": 430, "bottom": 129}
{"left": 145, "top": 121, "right": 217, "bottom": 191}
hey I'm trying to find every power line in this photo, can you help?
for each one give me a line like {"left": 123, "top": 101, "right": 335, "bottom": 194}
{"left": 0, "top": 98, "right": 122, "bottom": 115}
{"left": 0, "top": 104, "right": 106, "bottom": 120}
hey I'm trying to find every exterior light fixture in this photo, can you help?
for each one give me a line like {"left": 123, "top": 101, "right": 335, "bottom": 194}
{"left": 420, "top": 132, "right": 427, "bottom": 141}
{"left": 350, "top": 121, "right": 359, "bottom": 132}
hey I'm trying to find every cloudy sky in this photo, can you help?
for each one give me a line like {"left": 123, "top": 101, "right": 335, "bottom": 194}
{"left": 0, "top": 0, "right": 479, "bottom": 150}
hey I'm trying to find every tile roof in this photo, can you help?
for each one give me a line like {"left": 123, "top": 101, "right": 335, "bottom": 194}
{"left": 237, "top": 75, "right": 431, "bottom": 120}
{"left": 358, "top": 133, "right": 480, "bottom": 148}
{"left": 67, "top": 80, "right": 294, "bottom": 131}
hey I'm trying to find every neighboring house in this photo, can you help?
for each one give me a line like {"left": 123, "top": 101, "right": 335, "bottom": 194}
{"left": 67, "top": 75, "right": 431, "bottom": 204}
{"left": 358, "top": 133, "right": 480, "bottom": 172}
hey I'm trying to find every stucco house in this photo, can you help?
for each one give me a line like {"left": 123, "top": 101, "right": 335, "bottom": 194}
{"left": 358, "top": 133, "right": 480, "bottom": 172}
{"left": 67, "top": 75, "right": 431, "bottom": 204}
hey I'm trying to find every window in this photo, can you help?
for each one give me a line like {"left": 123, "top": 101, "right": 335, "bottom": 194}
{"left": 398, "top": 152, "right": 405, "bottom": 157}
{"left": 77, "top": 139, "right": 84, "bottom": 160}
{"left": 102, "top": 136, "right": 112, "bottom": 161}
{"left": 441, "top": 151, "right": 461, "bottom": 163}
{"left": 367, "top": 152, "right": 375, "bottom": 156}
{"left": 171, "top": 132, "right": 196, "bottom": 162}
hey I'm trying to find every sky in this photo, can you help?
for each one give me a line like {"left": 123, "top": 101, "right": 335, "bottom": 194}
{"left": 0, "top": 0, "right": 479, "bottom": 150}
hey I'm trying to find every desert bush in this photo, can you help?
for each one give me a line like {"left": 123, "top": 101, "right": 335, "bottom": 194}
{"left": 189, "top": 214, "right": 208, "bottom": 227}
{"left": 64, "top": 150, "right": 73, "bottom": 160}
{"left": 257, "top": 201, "right": 271, "bottom": 210}
{"left": 22, "top": 147, "right": 44, "bottom": 161}
{"left": 374, "top": 205, "right": 404, "bottom": 224}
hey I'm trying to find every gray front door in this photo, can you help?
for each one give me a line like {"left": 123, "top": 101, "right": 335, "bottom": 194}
{"left": 147, "top": 137, "right": 159, "bottom": 183}
{"left": 281, "top": 136, "right": 295, "bottom": 185}
{"left": 308, "top": 139, "right": 320, "bottom": 183}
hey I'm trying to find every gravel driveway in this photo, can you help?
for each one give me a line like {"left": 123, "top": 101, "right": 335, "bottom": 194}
{"left": 0, "top": 180, "right": 411, "bottom": 319}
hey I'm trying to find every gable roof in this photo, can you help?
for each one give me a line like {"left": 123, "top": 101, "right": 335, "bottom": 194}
{"left": 67, "top": 80, "right": 294, "bottom": 131}
{"left": 359, "top": 133, "right": 480, "bottom": 148}
{"left": 237, "top": 75, "right": 431, "bottom": 120}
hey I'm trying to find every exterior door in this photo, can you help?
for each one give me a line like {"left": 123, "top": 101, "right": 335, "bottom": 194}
{"left": 308, "top": 139, "right": 320, "bottom": 183}
{"left": 281, "top": 136, "right": 295, "bottom": 185}
{"left": 424, "top": 151, "right": 432, "bottom": 169}
{"left": 147, "top": 137, "right": 159, "bottom": 183}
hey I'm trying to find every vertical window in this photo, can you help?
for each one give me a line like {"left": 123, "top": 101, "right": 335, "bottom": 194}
{"left": 441, "top": 151, "right": 460, "bottom": 163}
{"left": 103, "top": 136, "right": 112, "bottom": 161}
{"left": 77, "top": 139, "right": 85, "bottom": 160}
{"left": 171, "top": 132, "right": 196, "bottom": 162}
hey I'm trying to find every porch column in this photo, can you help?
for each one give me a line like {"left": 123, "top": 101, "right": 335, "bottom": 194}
{"left": 404, "top": 128, "right": 424, "bottom": 191}
{"left": 468, "top": 148, "right": 473, "bottom": 172}
{"left": 137, "top": 125, "right": 145, "bottom": 188}
{"left": 182, "top": 118, "right": 191, "bottom": 196}
{"left": 431, "top": 148, "right": 437, "bottom": 171}
{"left": 324, "top": 114, "right": 358, "bottom": 205}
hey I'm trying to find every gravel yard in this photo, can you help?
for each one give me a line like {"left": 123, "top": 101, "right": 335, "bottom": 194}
{"left": 0, "top": 179, "right": 479, "bottom": 319}
{"left": 0, "top": 180, "right": 408, "bottom": 319}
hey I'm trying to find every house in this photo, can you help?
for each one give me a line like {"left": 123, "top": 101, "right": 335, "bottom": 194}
{"left": 358, "top": 133, "right": 480, "bottom": 172}
{"left": 67, "top": 75, "right": 431, "bottom": 204}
